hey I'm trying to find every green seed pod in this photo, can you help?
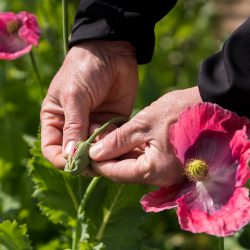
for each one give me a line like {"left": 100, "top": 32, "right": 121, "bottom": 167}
{"left": 64, "top": 141, "right": 91, "bottom": 175}
{"left": 64, "top": 116, "right": 128, "bottom": 176}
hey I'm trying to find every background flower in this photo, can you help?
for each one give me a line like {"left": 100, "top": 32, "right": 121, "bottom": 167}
{"left": 0, "top": 11, "right": 40, "bottom": 60}
{"left": 141, "top": 103, "right": 250, "bottom": 236}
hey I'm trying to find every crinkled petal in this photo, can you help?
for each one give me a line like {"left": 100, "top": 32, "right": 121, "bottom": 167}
{"left": 230, "top": 127, "right": 250, "bottom": 186}
{"left": 140, "top": 183, "right": 194, "bottom": 212}
{"left": 236, "top": 149, "right": 250, "bottom": 187}
{"left": 18, "top": 11, "right": 40, "bottom": 46}
{"left": 177, "top": 187, "right": 250, "bottom": 237}
{"left": 169, "top": 103, "right": 249, "bottom": 164}
{"left": 231, "top": 126, "right": 250, "bottom": 158}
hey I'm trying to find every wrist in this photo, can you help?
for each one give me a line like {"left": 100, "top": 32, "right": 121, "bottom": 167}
{"left": 71, "top": 40, "right": 136, "bottom": 57}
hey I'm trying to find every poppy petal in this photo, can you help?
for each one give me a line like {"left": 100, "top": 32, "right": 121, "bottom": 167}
{"left": 177, "top": 187, "right": 250, "bottom": 236}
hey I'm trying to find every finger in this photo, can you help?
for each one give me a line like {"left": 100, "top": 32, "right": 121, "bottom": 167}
{"left": 89, "top": 123, "right": 117, "bottom": 141}
{"left": 118, "top": 148, "right": 144, "bottom": 160}
{"left": 62, "top": 90, "right": 90, "bottom": 157}
{"left": 91, "top": 154, "right": 150, "bottom": 184}
{"left": 89, "top": 120, "right": 147, "bottom": 161}
{"left": 92, "top": 152, "right": 185, "bottom": 186}
{"left": 81, "top": 167, "right": 100, "bottom": 177}
{"left": 41, "top": 98, "right": 66, "bottom": 168}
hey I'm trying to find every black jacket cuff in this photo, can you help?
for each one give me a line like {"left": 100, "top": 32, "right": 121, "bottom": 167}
{"left": 69, "top": 0, "right": 177, "bottom": 64}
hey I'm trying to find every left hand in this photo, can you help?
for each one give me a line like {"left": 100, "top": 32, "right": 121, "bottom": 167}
{"left": 89, "top": 87, "right": 202, "bottom": 187}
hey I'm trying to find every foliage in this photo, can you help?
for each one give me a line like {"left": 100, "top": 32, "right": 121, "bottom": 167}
{"left": 0, "top": 0, "right": 249, "bottom": 249}
{"left": 27, "top": 139, "right": 150, "bottom": 249}
{"left": 0, "top": 220, "right": 32, "bottom": 250}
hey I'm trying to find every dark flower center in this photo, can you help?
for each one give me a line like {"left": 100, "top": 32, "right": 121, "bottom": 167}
{"left": 6, "top": 20, "right": 20, "bottom": 34}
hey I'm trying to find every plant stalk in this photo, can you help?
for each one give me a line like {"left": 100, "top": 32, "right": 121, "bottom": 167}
{"left": 29, "top": 51, "right": 45, "bottom": 99}
{"left": 0, "top": 62, "right": 10, "bottom": 126}
{"left": 217, "top": 237, "right": 224, "bottom": 250}
{"left": 72, "top": 177, "right": 101, "bottom": 250}
{"left": 71, "top": 117, "right": 127, "bottom": 249}
{"left": 87, "top": 116, "right": 128, "bottom": 143}
{"left": 62, "top": 0, "right": 69, "bottom": 56}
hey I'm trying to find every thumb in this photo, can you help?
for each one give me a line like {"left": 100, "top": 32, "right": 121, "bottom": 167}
{"left": 89, "top": 120, "right": 146, "bottom": 161}
{"left": 63, "top": 97, "right": 89, "bottom": 157}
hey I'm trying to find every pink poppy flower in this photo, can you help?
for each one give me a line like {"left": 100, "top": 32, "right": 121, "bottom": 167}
{"left": 0, "top": 11, "right": 40, "bottom": 60}
{"left": 141, "top": 103, "right": 250, "bottom": 237}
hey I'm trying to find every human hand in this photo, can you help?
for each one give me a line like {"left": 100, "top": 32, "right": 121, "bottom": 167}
{"left": 40, "top": 41, "right": 137, "bottom": 168}
{"left": 89, "top": 87, "right": 202, "bottom": 187}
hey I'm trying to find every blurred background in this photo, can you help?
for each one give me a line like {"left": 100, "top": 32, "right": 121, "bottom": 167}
{"left": 0, "top": 0, "right": 249, "bottom": 249}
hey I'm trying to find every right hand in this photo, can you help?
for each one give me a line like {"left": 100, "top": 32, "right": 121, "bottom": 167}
{"left": 89, "top": 87, "right": 202, "bottom": 186}
{"left": 40, "top": 41, "right": 138, "bottom": 168}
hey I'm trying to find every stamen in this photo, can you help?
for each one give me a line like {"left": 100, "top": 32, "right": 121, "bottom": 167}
{"left": 184, "top": 159, "right": 208, "bottom": 182}
{"left": 6, "top": 20, "right": 20, "bottom": 33}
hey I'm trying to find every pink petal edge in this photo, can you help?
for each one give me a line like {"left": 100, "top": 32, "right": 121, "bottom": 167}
{"left": 177, "top": 187, "right": 250, "bottom": 237}
{"left": 230, "top": 127, "right": 250, "bottom": 186}
{"left": 0, "top": 44, "right": 33, "bottom": 60}
{"left": 140, "top": 183, "right": 193, "bottom": 212}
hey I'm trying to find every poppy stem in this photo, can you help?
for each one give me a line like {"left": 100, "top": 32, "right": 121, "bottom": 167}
{"left": 29, "top": 51, "right": 45, "bottom": 99}
{"left": 217, "top": 237, "right": 224, "bottom": 250}
{"left": 0, "top": 62, "right": 10, "bottom": 126}
{"left": 72, "top": 177, "right": 101, "bottom": 250}
{"left": 62, "top": 0, "right": 69, "bottom": 56}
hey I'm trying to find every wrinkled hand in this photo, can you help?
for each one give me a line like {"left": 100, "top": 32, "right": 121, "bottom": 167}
{"left": 89, "top": 87, "right": 202, "bottom": 187}
{"left": 40, "top": 41, "right": 137, "bottom": 168}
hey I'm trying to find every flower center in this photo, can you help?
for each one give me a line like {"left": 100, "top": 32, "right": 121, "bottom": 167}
{"left": 6, "top": 20, "right": 20, "bottom": 34}
{"left": 184, "top": 159, "right": 208, "bottom": 182}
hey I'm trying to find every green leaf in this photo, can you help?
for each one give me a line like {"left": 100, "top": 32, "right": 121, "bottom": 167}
{"left": 22, "top": 134, "right": 36, "bottom": 148}
{"left": 28, "top": 139, "right": 88, "bottom": 227}
{"left": 0, "top": 189, "right": 21, "bottom": 214}
{"left": 0, "top": 158, "right": 12, "bottom": 180}
{"left": 85, "top": 180, "right": 149, "bottom": 250}
{"left": 36, "top": 238, "right": 69, "bottom": 250}
{"left": 80, "top": 241, "right": 105, "bottom": 250}
{"left": 0, "top": 220, "right": 32, "bottom": 250}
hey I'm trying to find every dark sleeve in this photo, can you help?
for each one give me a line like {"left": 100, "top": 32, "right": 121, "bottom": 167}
{"left": 69, "top": 0, "right": 177, "bottom": 64}
{"left": 198, "top": 18, "right": 250, "bottom": 118}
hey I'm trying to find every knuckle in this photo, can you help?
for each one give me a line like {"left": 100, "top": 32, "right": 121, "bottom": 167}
{"left": 63, "top": 120, "right": 83, "bottom": 134}
{"left": 114, "top": 127, "right": 129, "bottom": 148}
{"left": 138, "top": 159, "right": 156, "bottom": 183}
{"left": 63, "top": 85, "right": 79, "bottom": 103}
{"left": 132, "top": 109, "right": 151, "bottom": 134}
{"left": 102, "top": 129, "right": 122, "bottom": 151}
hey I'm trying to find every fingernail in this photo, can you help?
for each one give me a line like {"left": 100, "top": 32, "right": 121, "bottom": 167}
{"left": 64, "top": 141, "right": 76, "bottom": 156}
{"left": 89, "top": 142, "right": 103, "bottom": 158}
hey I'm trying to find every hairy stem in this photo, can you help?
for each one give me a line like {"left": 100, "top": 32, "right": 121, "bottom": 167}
{"left": 29, "top": 51, "right": 45, "bottom": 99}
{"left": 0, "top": 62, "right": 10, "bottom": 126}
{"left": 79, "top": 177, "right": 101, "bottom": 215}
{"left": 72, "top": 177, "right": 101, "bottom": 250}
{"left": 87, "top": 116, "right": 128, "bottom": 143}
{"left": 217, "top": 237, "right": 224, "bottom": 250}
{"left": 96, "top": 185, "right": 124, "bottom": 241}
{"left": 62, "top": 0, "right": 69, "bottom": 56}
{"left": 63, "top": 175, "right": 79, "bottom": 212}
{"left": 71, "top": 117, "right": 127, "bottom": 249}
